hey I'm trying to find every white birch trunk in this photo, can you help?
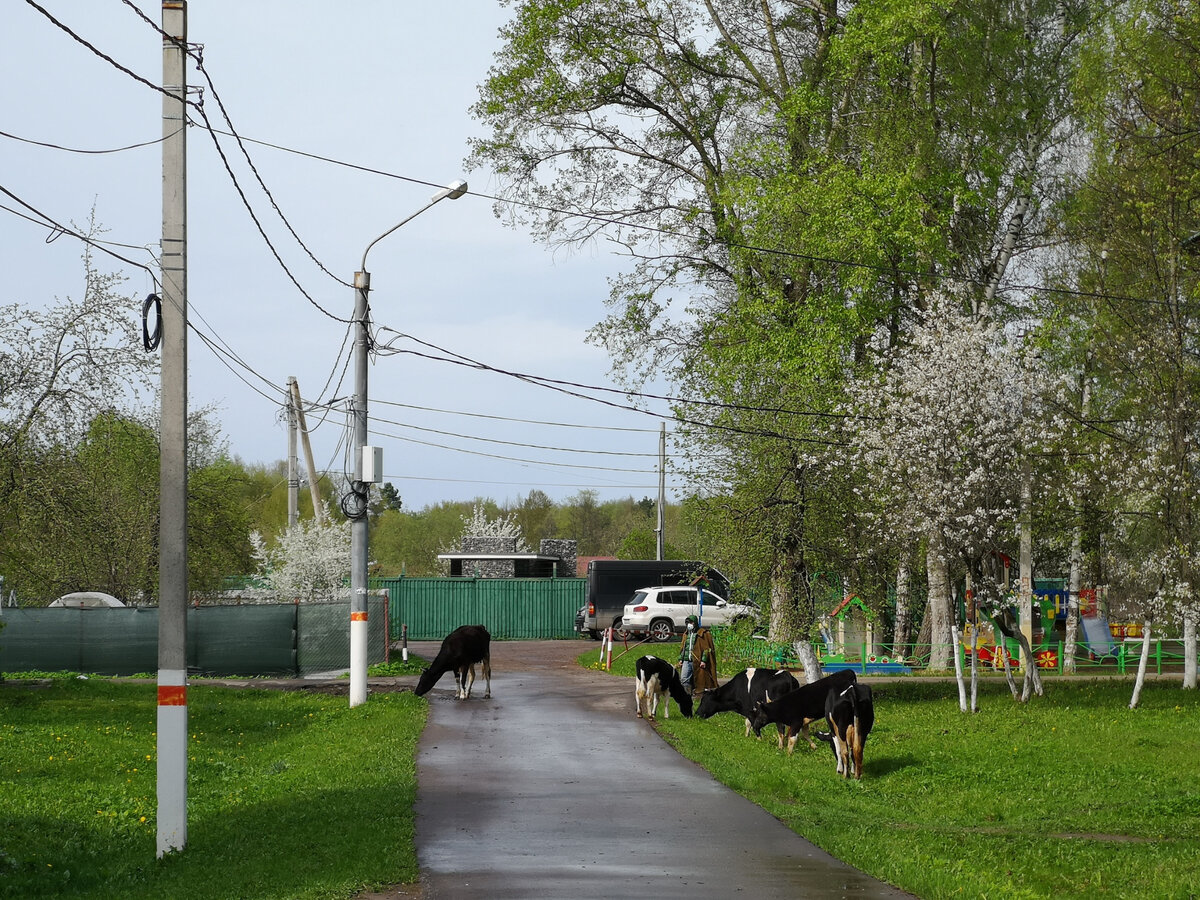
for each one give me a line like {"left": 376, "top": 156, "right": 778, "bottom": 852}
{"left": 927, "top": 527, "right": 954, "bottom": 669}
{"left": 893, "top": 557, "right": 911, "bottom": 659}
{"left": 1064, "top": 366, "right": 1090, "bottom": 675}
{"left": 1129, "top": 619, "right": 1153, "bottom": 709}
{"left": 1182, "top": 613, "right": 1196, "bottom": 690}
{"left": 793, "top": 641, "right": 823, "bottom": 682}
{"left": 999, "top": 636, "right": 1019, "bottom": 699}
{"left": 951, "top": 624, "right": 968, "bottom": 712}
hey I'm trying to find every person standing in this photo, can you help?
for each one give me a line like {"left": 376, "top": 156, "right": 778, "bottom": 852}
{"left": 678, "top": 614, "right": 718, "bottom": 694}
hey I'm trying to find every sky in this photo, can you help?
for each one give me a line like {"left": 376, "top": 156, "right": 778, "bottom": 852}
{"left": 1, "top": 0, "right": 685, "bottom": 512}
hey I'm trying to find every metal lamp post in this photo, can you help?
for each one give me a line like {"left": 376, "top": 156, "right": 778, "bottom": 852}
{"left": 348, "top": 180, "right": 467, "bottom": 708}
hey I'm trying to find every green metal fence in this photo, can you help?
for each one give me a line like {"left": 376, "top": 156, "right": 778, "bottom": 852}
{"left": 376, "top": 576, "right": 587, "bottom": 641}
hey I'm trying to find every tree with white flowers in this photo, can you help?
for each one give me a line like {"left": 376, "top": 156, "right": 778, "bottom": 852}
{"left": 845, "top": 299, "right": 1058, "bottom": 704}
{"left": 250, "top": 505, "right": 351, "bottom": 602}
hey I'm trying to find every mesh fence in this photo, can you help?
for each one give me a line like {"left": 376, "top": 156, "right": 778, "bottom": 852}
{"left": 0, "top": 595, "right": 389, "bottom": 677}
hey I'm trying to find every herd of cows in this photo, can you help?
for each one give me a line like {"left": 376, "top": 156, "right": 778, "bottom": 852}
{"left": 411, "top": 624, "right": 875, "bottom": 780}
{"left": 635, "top": 654, "right": 875, "bottom": 780}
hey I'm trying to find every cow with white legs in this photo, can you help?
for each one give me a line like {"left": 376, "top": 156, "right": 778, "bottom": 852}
{"left": 634, "top": 655, "right": 693, "bottom": 720}
{"left": 414, "top": 625, "right": 492, "bottom": 700}
{"left": 696, "top": 667, "right": 800, "bottom": 745}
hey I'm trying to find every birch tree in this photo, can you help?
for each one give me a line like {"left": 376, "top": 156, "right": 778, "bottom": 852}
{"left": 845, "top": 300, "right": 1058, "bottom": 685}
{"left": 1064, "top": 0, "right": 1200, "bottom": 699}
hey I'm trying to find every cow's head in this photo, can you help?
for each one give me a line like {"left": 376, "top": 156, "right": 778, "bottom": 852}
{"left": 748, "top": 700, "right": 770, "bottom": 737}
{"left": 695, "top": 689, "right": 718, "bottom": 719}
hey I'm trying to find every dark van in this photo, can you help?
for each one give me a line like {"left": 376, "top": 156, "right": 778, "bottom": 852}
{"left": 579, "top": 559, "right": 730, "bottom": 639}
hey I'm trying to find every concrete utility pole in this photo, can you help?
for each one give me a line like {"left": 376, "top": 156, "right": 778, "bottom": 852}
{"left": 349, "top": 181, "right": 467, "bottom": 707}
{"left": 287, "top": 377, "right": 299, "bottom": 528}
{"left": 157, "top": 0, "right": 188, "bottom": 858}
{"left": 656, "top": 423, "right": 665, "bottom": 561}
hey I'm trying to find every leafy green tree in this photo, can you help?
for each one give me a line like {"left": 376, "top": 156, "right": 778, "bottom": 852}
{"left": 473, "top": 0, "right": 1080, "bottom": 663}
{"left": 1063, "top": 0, "right": 1200, "bottom": 698}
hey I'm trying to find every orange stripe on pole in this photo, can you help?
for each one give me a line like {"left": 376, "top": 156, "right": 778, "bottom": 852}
{"left": 351, "top": 611, "right": 368, "bottom": 622}
{"left": 158, "top": 685, "right": 187, "bottom": 706}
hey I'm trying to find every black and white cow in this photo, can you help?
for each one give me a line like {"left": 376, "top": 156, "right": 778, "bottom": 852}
{"left": 748, "top": 668, "right": 857, "bottom": 754}
{"left": 818, "top": 682, "right": 875, "bottom": 779}
{"left": 413, "top": 624, "right": 492, "bottom": 700}
{"left": 634, "top": 655, "right": 693, "bottom": 720}
{"left": 696, "top": 667, "right": 800, "bottom": 744}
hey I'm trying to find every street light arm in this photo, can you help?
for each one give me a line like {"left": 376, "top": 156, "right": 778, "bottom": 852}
{"left": 359, "top": 180, "right": 468, "bottom": 273}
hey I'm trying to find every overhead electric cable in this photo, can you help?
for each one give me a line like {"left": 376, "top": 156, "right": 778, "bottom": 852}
{"left": 23, "top": 0, "right": 200, "bottom": 108}
{"left": 0, "top": 126, "right": 180, "bottom": 154}
{"left": 368, "top": 414, "right": 657, "bottom": 457}
{"left": 371, "top": 398, "right": 661, "bottom": 433}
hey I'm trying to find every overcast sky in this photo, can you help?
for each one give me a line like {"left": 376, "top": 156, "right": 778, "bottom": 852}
{"left": 1, "top": 1, "right": 687, "bottom": 512}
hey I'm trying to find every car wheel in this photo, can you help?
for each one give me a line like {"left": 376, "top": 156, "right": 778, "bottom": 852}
{"left": 649, "top": 619, "right": 675, "bottom": 642}
{"left": 613, "top": 618, "right": 632, "bottom": 641}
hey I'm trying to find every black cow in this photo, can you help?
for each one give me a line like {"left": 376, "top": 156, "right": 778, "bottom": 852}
{"left": 414, "top": 625, "right": 492, "bottom": 700}
{"left": 817, "top": 682, "right": 875, "bottom": 779}
{"left": 748, "top": 668, "right": 857, "bottom": 754}
{"left": 696, "top": 668, "right": 800, "bottom": 745}
{"left": 634, "top": 655, "right": 693, "bottom": 720}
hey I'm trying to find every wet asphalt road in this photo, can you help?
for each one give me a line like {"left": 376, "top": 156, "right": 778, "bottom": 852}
{"left": 409, "top": 639, "right": 915, "bottom": 900}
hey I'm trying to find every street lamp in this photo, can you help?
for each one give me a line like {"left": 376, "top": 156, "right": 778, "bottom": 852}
{"left": 348, "top": 179, "right": 467, "bottom": 708}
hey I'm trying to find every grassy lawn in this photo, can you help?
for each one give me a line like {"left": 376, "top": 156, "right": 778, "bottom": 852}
{"left": 587, "top": 647, "right": 1200, "bottom": 899}
{"left": 0, "top": 676, "right": 425, "bottom": 899}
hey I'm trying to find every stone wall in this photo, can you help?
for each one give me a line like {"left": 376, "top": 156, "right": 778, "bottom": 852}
{"left": 459, "top": 536, "right": 518, "bottom": 578}
{"left": 540, "top": 539, "right": 577, "bottom": 579}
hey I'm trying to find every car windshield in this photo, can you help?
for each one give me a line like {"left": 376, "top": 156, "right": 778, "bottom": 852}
{"left": 629, "top": 590, "right": 652, "bottom": 604}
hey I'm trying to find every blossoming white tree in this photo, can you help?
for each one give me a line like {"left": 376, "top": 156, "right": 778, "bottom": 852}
{"left": 846, "top": 299, "right": 1056, "bottom": 705}
{"left": 250, "top": 504, "right": 351, "bottom": 602}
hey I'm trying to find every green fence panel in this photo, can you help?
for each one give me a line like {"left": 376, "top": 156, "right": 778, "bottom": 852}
{"left": 0, "top": 608, "right": 159, "bottom": 675}
{"left": 378, "top": 577, "right": 586, "bottom": 641}
{"left": 296, "top": 595, "right": 388, "bottom": 675}
{"left": 189, "top": 605, "right": 298, "bottom": 676}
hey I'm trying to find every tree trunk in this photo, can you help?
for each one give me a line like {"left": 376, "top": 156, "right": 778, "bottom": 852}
{"left": 793, "top": 641, "right": 824, "bottom": 682}
{"left": 893, "top": 556, "right": 911, "bottom": 660}
{"left": 951, "top": 624, "right": 968, "bottom": 712}
{"left": 1064, "top": 366, "right": 1091, "bottom": 675}
{"left": 926, "top": 527, "right": 953, "bottom": 669}
{"left": 1129, "top": 618, "right": 1154, "bottom": 709}
{"left": 1184, "top": 613, "right": 1197, "bottom": 690}
{"left": 915, "top": 595, "right": 933, "bottom": 666}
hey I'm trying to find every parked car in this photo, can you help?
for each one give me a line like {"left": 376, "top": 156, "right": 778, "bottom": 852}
{"left": 573, "top": 604, "right": 588, "bottom": 636}
{"left": 622, "top": 586, "right": 757, "bottom": 642}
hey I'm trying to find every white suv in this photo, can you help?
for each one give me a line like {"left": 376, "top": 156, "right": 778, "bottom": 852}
{"left": 621, "top": 586, "right": 757, "bottom": 642}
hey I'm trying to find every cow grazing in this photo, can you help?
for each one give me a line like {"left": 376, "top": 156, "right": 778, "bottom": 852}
{"left": 414, "top": 625, "right": 492, "bottom": 700}
{"left": 696, "top": 668, "right": 800, "bottom": 745}
{"left": 818, "top": 682, "right": 875, "bottom": 779}
{"left": 634, "top": 655, "right": 693, "bottom": 720}
{"left": 748, "top": 668, "right": 857, "bottom": 754}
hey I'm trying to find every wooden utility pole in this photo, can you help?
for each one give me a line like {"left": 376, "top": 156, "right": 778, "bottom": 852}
{"left": 288, "top": 377, "right": 325, "bottom": 523}
{"left": 287, "top": 377, "right": 299, "bottom": 528}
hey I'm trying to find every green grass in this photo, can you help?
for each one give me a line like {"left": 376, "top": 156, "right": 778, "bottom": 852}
{"left": 0, "top": 679, "right": 425, "bottom": 899}
{"left": 584, "top": 649, "right": 1200, "bottom": 899}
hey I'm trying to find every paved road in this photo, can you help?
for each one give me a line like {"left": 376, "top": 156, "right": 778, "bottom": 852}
{"left": 408, "top": 639, "right": 915, "bottom": 899}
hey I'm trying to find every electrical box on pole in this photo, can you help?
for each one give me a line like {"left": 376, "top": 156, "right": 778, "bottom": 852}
{"left": 362, "top": 446, "right": 383, "bottom": 483}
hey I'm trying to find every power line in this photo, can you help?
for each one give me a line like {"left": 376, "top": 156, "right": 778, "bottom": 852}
{"left": 370, "top": 426, "right": 658, "bottom": 474}
{"left": 23, "top": 0, "right": 200, "bottom": 108}
{"left": 369, "top": 413, "right": 658, "bottom": 457}
{"left": 371, "top": 397, "right": 661, "bottom": 433}
{"left": 0, "top": 126, "right": 179, "bottom": 155}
